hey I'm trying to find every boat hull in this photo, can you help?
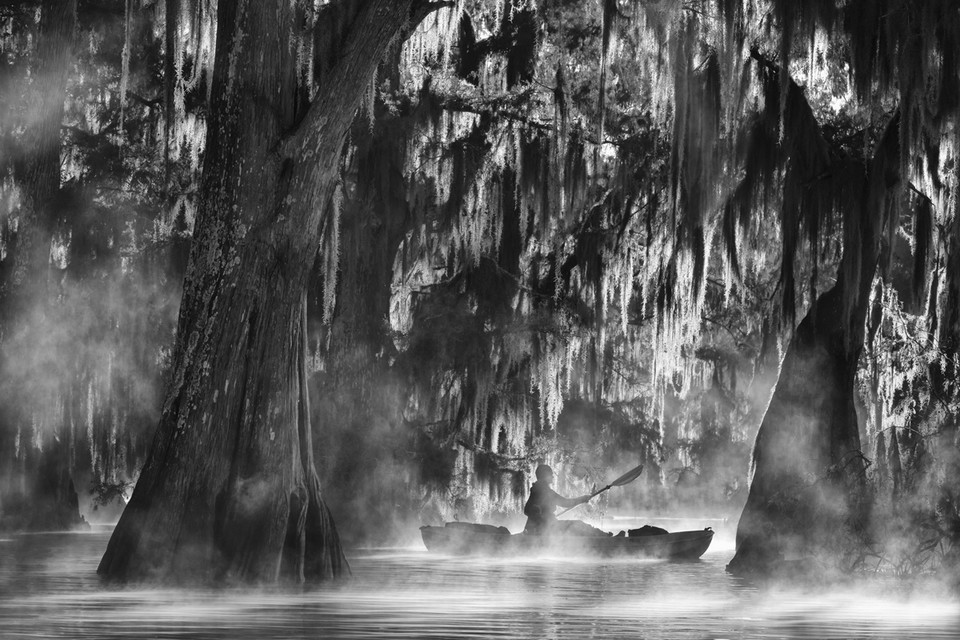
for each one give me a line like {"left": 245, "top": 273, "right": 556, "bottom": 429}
{"left": 420, "top": 524, "right": 714, "bottom": 560}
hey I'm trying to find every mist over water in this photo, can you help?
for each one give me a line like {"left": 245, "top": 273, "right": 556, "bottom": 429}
{"left": 0, "top": 527, "right": 957, "bottom": 639}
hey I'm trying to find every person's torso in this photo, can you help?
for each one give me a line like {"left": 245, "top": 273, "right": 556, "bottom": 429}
{"left": 526, "top": 481, "right": 558, "bottom": 518}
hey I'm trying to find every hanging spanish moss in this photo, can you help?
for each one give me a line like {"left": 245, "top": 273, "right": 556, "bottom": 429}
{"left": 0, "top": 0, "right": 958, "bottom": 594}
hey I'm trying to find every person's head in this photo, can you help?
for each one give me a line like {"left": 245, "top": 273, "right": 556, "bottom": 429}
{"left": 535, "top": 464, "right": 554, "bottom": 484}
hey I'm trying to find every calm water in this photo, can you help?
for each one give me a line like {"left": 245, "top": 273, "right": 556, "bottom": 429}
{"left": 0, "top": 525, "right": 958, "bottom": 639}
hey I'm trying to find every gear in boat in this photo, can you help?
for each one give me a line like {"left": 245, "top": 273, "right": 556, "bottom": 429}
{"left": 419, "top": 521, "right": 715, "bottom": 559}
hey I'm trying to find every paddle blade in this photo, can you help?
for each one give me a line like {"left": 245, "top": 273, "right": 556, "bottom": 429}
{"left": 609, "top": 463, "right": 644, "bottom": 487}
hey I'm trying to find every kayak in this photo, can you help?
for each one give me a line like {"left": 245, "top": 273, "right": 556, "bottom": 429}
{"left": 420, "top": 522, "right": 714, "bottom": 559}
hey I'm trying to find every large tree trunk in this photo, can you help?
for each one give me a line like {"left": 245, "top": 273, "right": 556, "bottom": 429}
{"left": 726, "top": 284, "right": 869, "bottom": 574}
{"left": 727, "top": 116, "right": 901, "bottom": 575}
{"left": 99, "top": 0, "right": 419, "bottom": 583}
{"left": 930, "top": 201, "right": 960, "bottom": 578}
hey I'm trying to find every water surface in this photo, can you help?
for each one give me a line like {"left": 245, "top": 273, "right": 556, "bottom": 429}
{"left": 0, "top": 527, "right": 957, "bottom": 639}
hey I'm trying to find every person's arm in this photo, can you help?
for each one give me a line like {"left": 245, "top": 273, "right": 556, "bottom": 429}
{"left": 550, "top": 488, "right": 591, "bottom": 509}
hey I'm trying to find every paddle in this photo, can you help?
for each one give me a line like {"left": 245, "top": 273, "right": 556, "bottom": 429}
{"left": 556, "top": 463, "right": 644, "bottom": 517}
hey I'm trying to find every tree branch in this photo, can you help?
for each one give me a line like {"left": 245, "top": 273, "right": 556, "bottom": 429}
{"left": 280, "top": 0, "right": 418, "bottom": 159}
{"left": 425, "top": 86, "right": 648, "bottom": 149}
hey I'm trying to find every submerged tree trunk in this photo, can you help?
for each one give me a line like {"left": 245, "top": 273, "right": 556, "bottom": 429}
{"left": 99, "top": 0, "right": 420, "bottom": 583}
{"left": 727, "top": 116, "right": 901, "bottom": 575}
{"left": 931, "top": 203, "right": 960, "bottom": 577}
{"left": 726, "top": 284, "right": 869, "bottom": 574}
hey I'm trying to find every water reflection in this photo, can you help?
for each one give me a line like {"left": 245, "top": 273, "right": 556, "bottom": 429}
{"left": 0, "top": 528, "right": 957, "bottom": 639}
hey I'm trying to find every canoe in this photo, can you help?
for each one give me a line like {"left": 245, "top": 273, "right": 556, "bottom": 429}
{"left": 420, "top": 522, "right": 714, "bottom": 559}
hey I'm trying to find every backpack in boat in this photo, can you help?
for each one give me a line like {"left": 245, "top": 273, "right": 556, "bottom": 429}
{"left": 627, "top": 525, "right": 669, "bottom": 537}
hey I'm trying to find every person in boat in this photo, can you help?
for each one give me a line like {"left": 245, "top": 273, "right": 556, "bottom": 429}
{"left": 523, "top": 464, "right": 609, "bottom": 536}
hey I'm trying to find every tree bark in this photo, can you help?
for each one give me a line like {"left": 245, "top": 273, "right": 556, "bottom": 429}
{"left": 726, "top": 284, "right": 869, "bottom": 574}
{"left": 99, "top": 0, "right": 419, "bottom": 583}
{"left": 727, "top": 116, "right": 901, "bottom": 575}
